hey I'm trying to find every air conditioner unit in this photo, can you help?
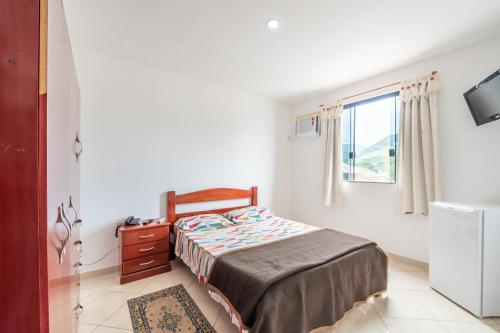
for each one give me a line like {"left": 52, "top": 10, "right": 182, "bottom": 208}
{"left": 296, "top": 113, "right": 320, "bottom": 138}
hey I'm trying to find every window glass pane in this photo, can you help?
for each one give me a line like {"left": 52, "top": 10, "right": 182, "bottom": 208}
{"left": 341, "top": 108, "right": 353, "bottom": 181}
{"left": 353, "top": 96, "right": 396, "bottom": 182}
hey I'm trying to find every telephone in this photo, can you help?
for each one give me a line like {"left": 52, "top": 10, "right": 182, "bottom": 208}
{"left": 114, "top": 216, "right": 141, "bottom": 237}
{"left": 124, "top": 216, "right": 141, "bottom": 225}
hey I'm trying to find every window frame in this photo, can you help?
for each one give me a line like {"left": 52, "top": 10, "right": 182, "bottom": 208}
{"left": 342, "top": 91, "right": 400, "bottom": 184}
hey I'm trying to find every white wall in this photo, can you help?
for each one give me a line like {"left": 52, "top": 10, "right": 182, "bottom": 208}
{"left": 75, "top": 34, "right": 500, "bottom": 271}
{"left": 74, "top": 47, "right": 291, "bottom": 272}
{"left": 289, "top": 37, "right": 500, "bottom": 262}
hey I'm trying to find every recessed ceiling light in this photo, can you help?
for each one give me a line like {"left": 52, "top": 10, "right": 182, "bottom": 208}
{"left": 266, "top": 18, "right": 280, "bottom": 30}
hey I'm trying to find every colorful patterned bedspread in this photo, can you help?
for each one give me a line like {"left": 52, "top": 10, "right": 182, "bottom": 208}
{"left": 175, "top": 217, "right": 320, "bottom": 283}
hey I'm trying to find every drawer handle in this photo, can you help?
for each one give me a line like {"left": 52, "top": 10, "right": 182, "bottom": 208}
{"left": 139, "top": 260, "right": 155, "bottom": 266}
{"left": 139, "top": 234, "right": 155, "bottom": 239}
{"left": 139, "top": 247, "right": 155, "bottom": 252}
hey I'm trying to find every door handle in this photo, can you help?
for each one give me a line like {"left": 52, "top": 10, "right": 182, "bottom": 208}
{"left": 74, "top": 261, "right": 82, "bottom": 273}
{"left": 61, "top": 202, "right": 72, "bottom": 234}
{"left": 74, "top": 301, "right": 84, "bottom": 319}
{"left": 56, "top": 206, "right": 71, "bottom": 264}
{"left": 73, "top": 218, "right": 82, "bottom": 229}
{"left": 74, "top": 240, "right": 83, "bottom": 255}
{"left": 73, "top": 133, "right": 82, "bottom": 161}
{"left": 68, "top": 195, "right": 81, "bottom": 229}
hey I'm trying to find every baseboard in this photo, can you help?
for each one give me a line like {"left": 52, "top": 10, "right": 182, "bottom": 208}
{"left": 387, "top": 252, "right": 429, "bottom": 271}
{"left": 78, "top": 255, "right": 427, "bottom": 280}
{"left": 80, "top": 265, "right": 120, "bottom": 280}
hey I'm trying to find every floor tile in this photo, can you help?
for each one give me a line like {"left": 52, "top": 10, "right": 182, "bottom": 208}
{"left": 80, "top": 290, "right": 134, "bottom": 325}
{"left": 213, "top": 311, "right": 240, "bottom": 333}
{"left": 80, "top": 288, "right": 95, "bottom": 300}
{"left": 101, "top": 304, "right": 133, "bottom": 330}
{"left": 372, "top": 290, "right": 432, "bottom": 319}
{"left": 388, "top": 257, "right": 426, "bottom": 272}
{"left": 408, "top": 290, "right": 482, "bottom": 323}
{"left": 80, "top": 273, "right": 119, "bottom": 291}
{"left": 440, "top": 321, "right": 500, "bottom": 333}
{"left": 196, "top": 298, "right": 223, "bottom": 325}
{"left": 81, "top": 272, "right": 154, "bottom": 294}
{"left": 186, "top": 280, "right": 212, "bottom": 303}
{"left": 387, "top": 272, "right": 405, "bottom": 290}
{"left": 333, "top": 303, "right": 388, "bottom": 333}
{"left": 135, "top": 269, "right": 195, "bottom": 296}
{"left": 79, "top": 322, "right": 98, "bottom": 333}
{"left": 93, "top": 326, "right": 132, "bottom": 333}
{"left": 156, "top": 265, "right": 196, "bottom": 284}
{"left": 381, "top": 317, "right": 448, "bottom": 333}
{"left": 391, "top": 270, "right": 430, "bottom": 291}
{"left": 109, "top": 275, "right": 156, "bottom": 294}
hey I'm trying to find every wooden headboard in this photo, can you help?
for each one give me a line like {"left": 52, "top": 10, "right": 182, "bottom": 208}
{"left": 166, "top": 187, "right": 258, "bottom": 224}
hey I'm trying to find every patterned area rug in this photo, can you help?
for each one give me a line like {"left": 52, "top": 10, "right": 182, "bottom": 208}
{"left": 128, "top": 284, "right": 216, "bottom": 333}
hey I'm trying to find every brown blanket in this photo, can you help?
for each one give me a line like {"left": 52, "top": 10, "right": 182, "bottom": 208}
{"left": 207, "top": 229, "right": 387, "bottom": 333}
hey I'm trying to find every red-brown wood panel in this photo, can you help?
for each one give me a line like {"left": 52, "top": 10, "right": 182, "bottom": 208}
{"left": 175, "top": 187, "right": 252, "bottom": 204}
{"left": 122, "top": 252, "right": 170, "bottom": 275}
{"left": 174, "top": 205, "right": 251, "bottom": 220}
{"left": 0, "top": 0, "right": 44, "bottom": 332}
{"left": 121, "top": 226, "right": 169, "bottom": 245}
{"left": 39, "top": 92, "right": 49, "bottom": 333}
{"left": 122, "top": 239, "right": 169, "bottom": 260}
{"left": 166, "top": 187, "right": 258, "bottom": 224}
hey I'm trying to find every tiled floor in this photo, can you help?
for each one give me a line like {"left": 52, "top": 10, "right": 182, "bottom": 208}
{"left": 79, "top": 258, "right": 500, "bottom": 333}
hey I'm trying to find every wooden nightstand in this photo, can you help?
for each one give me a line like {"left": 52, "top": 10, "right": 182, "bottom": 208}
{"left": 119, "top": 221, "right": 171, "bottom": 284}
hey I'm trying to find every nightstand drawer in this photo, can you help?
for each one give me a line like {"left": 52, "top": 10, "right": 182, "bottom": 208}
{"left": 122, "top": 252, "right": 169, "bottom": 275}
{"left": 122, "top": 239, "right": 169, "bottom": 260}
{"left": 121, "top": 227, "right": 168, "bottom": 246}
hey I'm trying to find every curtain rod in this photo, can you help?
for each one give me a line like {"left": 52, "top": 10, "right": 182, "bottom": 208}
{"left": 320, "top": 70, "right": 438, "bottom": 107}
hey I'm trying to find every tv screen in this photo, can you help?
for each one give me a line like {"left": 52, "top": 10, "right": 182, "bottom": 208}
{"left": 464, "top": 69, "right": 500, "bottom": 126}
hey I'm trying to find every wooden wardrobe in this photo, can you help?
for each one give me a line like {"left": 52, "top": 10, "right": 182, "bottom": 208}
{"left": 0, "top": 0, "right": 82, "bottom": 331}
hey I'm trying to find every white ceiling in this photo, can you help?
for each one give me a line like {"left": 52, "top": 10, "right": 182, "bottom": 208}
{"left": 64, "top": 0, "right": 500, "bottom": 104}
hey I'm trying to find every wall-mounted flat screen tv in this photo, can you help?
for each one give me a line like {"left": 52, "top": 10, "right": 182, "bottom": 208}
{"left": 464, "top": 69, "right": 500, "bottom": 126}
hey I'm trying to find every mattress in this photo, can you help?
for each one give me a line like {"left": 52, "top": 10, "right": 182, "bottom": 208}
{"left": 175, "top": 217, "right": 319, "bottom": 283}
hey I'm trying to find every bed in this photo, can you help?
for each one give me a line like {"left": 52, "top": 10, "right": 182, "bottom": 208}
{"left": 167, "top": 187, "right": 387, "bottom": 333}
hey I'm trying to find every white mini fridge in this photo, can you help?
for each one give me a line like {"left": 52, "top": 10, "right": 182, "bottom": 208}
{"left": 429, "top": 202, "right": 500, "bottom": 317}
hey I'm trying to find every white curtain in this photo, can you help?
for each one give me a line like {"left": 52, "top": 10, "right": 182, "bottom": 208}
{"left": 397, "top": 75, "right": 440, "bottom": 215}
{"left": 322, "top": 103, "right": 343, "bottom": 207}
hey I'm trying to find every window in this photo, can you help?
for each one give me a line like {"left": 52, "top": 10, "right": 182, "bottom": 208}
{"left": 342, "top": 92, "right": 399, "bottom": 183}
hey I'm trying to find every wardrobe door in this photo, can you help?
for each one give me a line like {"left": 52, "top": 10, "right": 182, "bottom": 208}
{"left": 45, "top": 0, "right": 82, "bottom": 331}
